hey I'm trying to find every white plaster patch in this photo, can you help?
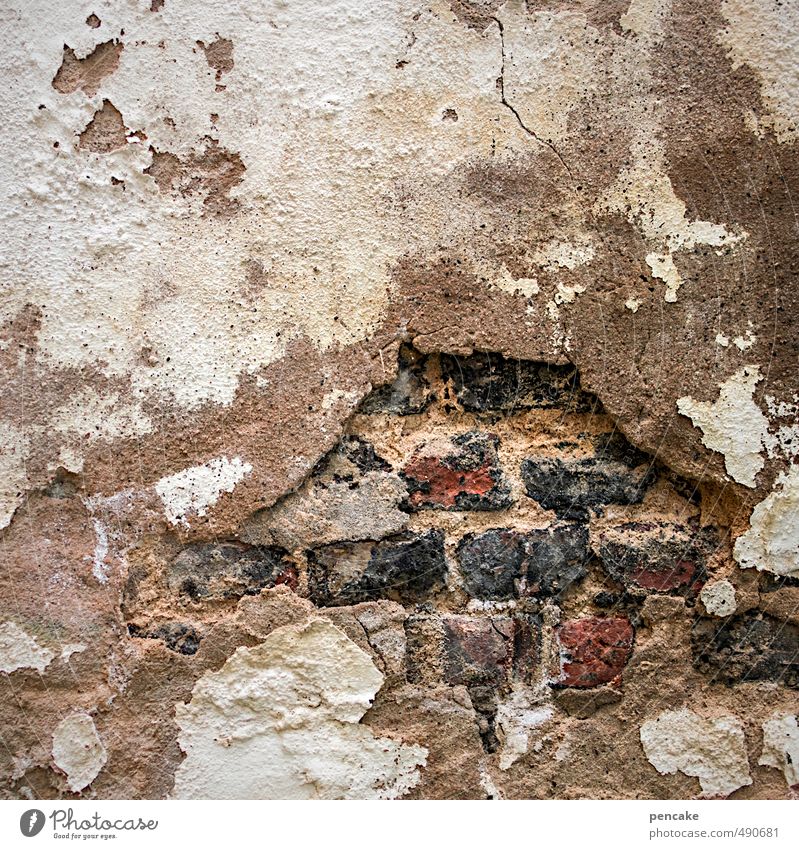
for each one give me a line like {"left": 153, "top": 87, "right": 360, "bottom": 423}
{"left": 720, "top": 0, "right": 799, "bottom": 143}
{"left": 493, "top": 264, "right": 539, "bottom": 298}
{"left": 0, "top": 0, "right": 524, "bottom": 420}
{"left": 533, "top": 238, "right": 595, "bottom": 272}
{"left": 677, "top": 365, "right": 768, "bottom": 487}
{"left": 640, "top": 708, "right": 752, "bottom": 797}
{"left": 500, "top": 1, "right": 599, "bottom": 144}
{"left": 759, "top": 713, "right": 799, "bottom": 788}
{"left": 52, "top": 389, "right": 152, "bottom": 442}
{"left": 716, "top": 333, "right": 730, "bottom": 347}
{"left": 60, "top": 643, "right": 86, "bottom": 661}
{"left": 620, "top": 0, "right": 671, "bottom": 38}
{"left": 495, "top": 687, "right": 554, "bottom": 771}
{"left": 734, "top": 465, "right": 799, "bottom": 579}
{"left": 625, "top": 297, "right": 642, "bottom": 313}
{"left": 0, "top": 621, "right": 55, "bottom": 674}
{"left": 52, "top": 712, "right": 107, "bottom": 792}
{"left": 172, "top": 618, "right": 427, "bottom": 799}
{"left": 321, "top": 388, "right": 361, "bottom": 411}
{"left": 155, "top": 456, "right": 253, "bottom": 527}
{"left": 733, "top": 327, "right": 756, "bottom": 351}
{"left": 89, "top": 517, "right": 110, "bottom": 584}
{"left": 0, "top": 422, "right": 30, "bottom": 529}
{"left": 599, "top": 160, "right": 745, "bottom": 304}
{"left": 699, "top": 579, "right": 737, "bottom": 617}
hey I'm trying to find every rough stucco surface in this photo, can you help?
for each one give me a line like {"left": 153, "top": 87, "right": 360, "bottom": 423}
{"left": 0, "top": 0, "right": 798, "bottom": 800}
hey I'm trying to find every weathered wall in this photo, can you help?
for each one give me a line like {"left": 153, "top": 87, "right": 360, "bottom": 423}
{"left": 0, "top": 0, "right": 797, "bottom": 800}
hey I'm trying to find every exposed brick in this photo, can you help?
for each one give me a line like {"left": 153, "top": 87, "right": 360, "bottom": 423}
{"left": 312, "top": 435, "right": 392, "bottom": 481}
{"left": 512, "top": 612, "right": 542, "bottom": 683}
{"left": 405, "top": 612, "right": 541, "bottom": 690}
{"left": 596, "top": 521, "right": 713, "bottom": 597}
{"left": 442, "top": 615, "right": 513, "bottom": 687}
{"left": 403, "top": 431, "right": 512, "bottom": 510}
{"left": 525, "top": 524, "right": 590, "bottom": 596}
{"left": 128, "top": 622, "right": 202, "bottom": 655}
{"left": 308, "top": 530, "right": 447, "bottom": 606}
{"left": 360, "top": 344, "right": 433, "bottom": 415}
{"left": 521, "top": 435, "right": 654, "bottom": 520}
{"left": 439, "top": 351, "right": 598, "bottom": 413}
{"left": 692, "top": 613, "right": 799, "bottom": 688}
{"left": 556, "top": 616, "right": 634, "bottom": 688}
{"left": 168, "top": 542, "right": 293, "bottom": 602}
{"left": 457, "top": 523, "right": 589, "bottom": 600}
{"left": 457, "top": 529, "right": 523, "bottom": 599}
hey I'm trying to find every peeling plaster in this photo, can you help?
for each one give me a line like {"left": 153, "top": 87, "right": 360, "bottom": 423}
{"left": 640, "top": 709, "right": 752, "bottom": 797}
{"left": 0, "top": 621, "right": 55, "bottom": 674}
{"left": 498, "top": 0, "right": 598, "bottom": 145}
{"left": 699, "top": 580, "right": 737, "bottom": 617}
{"left": 677, "top": 366, "right": 767, "bottom": 487}
{"left": 720, "top": 0, "right": 799, "bottom": 143}
{"left": 0, "top": 0, "right": 529, "bottom": 425}
{"left": 0, "top": 422, "right": 30, "bottom": 529}
{"left": 155, "top": 456, "right": 253, "bottom": 527}
{"left": 52, "top": 712, "right": 107, "bottom": 792}
{"left": 496, "top": 687, "right": 554, "bottom": 771}
{"left": 759, "top": 714, "right": 799, "bottom": 788}
{"left": 604, "top": 173, "right": 744, "bottom": 303}
{"left": 594, "top": 0, "right": 746, "bottom": 304}
{"left": 734, "top": 466, "right": 799, "bottom": 579}
{"left": 173, "top": 618, "right": 427, "bottom": 799}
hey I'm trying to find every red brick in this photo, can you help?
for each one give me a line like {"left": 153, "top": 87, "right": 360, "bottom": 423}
{"left": 557, "top": 616, "right": 634, "bottom": 688}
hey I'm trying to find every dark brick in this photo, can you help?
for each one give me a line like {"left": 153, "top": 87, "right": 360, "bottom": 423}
{"left": 556, "top": 616, "right": 634, "bottom": 688}
{"left": 128, "top": 622, "right": 202, "bottom": 655}
{"left": 759, "top": 572, "right": 799, "bottom": 593}
{"left": 512, "top": 612, "right": 542, "bottom": 683}
{"left": 692, "top": 613, "right": 799, "bottom": 688}
{"left": 168, "top": 542, "right": 293, "bottom": 601}
{"left": 596, "top": 521, "right": 713, "bottom": 597}
{"left": 592, "top": 431, "right": 652, "bottom": 468}
{"left": 524, "top": 524, "right": 590, "bottom": 596}
{"left": 312, "top": 435, "right": 392, "bottom": 483}
{"left": 521, "top": 443, "right": 654, "bottom": 520}
{"left": 359, "top": 344, "right": 433, "bottom": 415}
{"left": 456, "top": 523, "right": 589, "bottom": 600}
{"left": 405, "top": 611, "right": 541, "bottom": 691}
{"left": 442, "top": 615, "right": 513, "bottom": 687}
{"left": 402, "top": 431, "right": 512, "bottom": 511}
{"left": 439, "top": 351, "right": 598, "bottom": 413}
{"left": 457, "top": 529, "right": 525, "bottom": 599}
{"left": 308, "top": 530, "right": 447, "bottom": 606}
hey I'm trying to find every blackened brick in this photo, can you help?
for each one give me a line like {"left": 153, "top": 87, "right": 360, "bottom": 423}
{"left": 456, "top": 523, "right": 589, "bottom": 600}
{"left": 402, "top": 431, "right": 512, "bottom": 511}
{"left": 692, "top": 613, "right": 799, "bottom": 688}
{"left": 440, "top": 351, "right": 598, "bottom": 413}
{"left": 128, "top": 622, "right": 202, "bottom": 655}
{"left": 521, "top": 446, "right": 654, "bottom": 520}
{"left": 457, "top": 529, "right": 525, "bottom": 599}
{"left": 168, "top": 542, "right": 293, "bottom": 601}
{"left": 308, "top": 530, "right": 447, "bottom": 606}
{"left": 596, "top": 521, "right": 714, "bottom": 597}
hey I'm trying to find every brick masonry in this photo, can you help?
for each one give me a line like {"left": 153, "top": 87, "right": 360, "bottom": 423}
{"left": 123, "top": 348, "right": 795, "bottom": 746}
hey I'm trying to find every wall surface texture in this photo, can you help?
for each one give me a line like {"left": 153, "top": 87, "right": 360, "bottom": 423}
{"left": 1, "top": 0, "right": 798, "bottom": 799}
